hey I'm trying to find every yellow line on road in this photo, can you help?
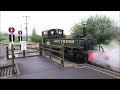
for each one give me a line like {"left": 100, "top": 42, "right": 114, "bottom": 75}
{"left": 75, "top": 66, "right": 120, "bottom": 79}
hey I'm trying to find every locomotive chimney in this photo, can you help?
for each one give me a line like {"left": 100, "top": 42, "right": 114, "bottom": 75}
{"left": 83, "top": 22, "right": 87, "bottom": 36}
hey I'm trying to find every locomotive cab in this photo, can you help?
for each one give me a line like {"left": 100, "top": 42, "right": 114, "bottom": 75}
{"left": 84, "top": 35, "right": 97, "bottom": 51}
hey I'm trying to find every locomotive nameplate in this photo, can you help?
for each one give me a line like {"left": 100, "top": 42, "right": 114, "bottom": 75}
{"left": 54, "top": 40, "right": 74, "bottom": 43}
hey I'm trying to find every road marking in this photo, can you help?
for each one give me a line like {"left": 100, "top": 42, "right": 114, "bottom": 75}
{"left": 74, "top": 66, "right": 86, "bottom": 68}
{"left": 75, "top": 66, "right": 120, "bottom": 79}
{"left": 85, "top": 64, "right": 120, "bottom": 75}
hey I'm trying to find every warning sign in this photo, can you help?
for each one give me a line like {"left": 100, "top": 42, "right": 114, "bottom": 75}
{"left": 20, "top": 41, "right": 27, "bottom": 50}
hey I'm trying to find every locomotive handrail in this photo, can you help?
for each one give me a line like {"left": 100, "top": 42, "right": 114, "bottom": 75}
{"left": 99, "top": 45, "right": 104, "bottom": 54}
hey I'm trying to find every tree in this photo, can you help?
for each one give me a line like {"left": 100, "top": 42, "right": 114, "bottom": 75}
{"left": 71, "top": 15, "right": 120, "bottom": 44}
{"left": 3, "top": 32, "right": 8, "bottom": 36}
{"left": 30, "top": 28, "right": 42, "bottom": 42}
{"left": 0, "top": 33, "right": 2, "bottom": 41}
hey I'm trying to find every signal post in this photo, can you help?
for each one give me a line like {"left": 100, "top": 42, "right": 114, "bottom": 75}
{"left": 8, "top": 27, "right": 16, "bottom": 74}
{"left": 18, "top": 30, "right": 22, "bottom": 49}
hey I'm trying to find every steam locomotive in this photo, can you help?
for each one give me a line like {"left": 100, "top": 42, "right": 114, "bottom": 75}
{"left": 41, "top": 24, "right": 105, "bottom": 63}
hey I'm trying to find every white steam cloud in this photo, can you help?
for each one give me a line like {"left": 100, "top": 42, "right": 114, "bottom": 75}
{"left": 91, "top": 40, "right": 120, "bottom": 72}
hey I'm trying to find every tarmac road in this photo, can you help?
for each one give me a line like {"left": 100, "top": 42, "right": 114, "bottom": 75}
{"left": 3, "top": 56, "right": 120, "bottom": 79}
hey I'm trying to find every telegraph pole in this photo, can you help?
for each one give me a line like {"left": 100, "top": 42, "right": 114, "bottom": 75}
{"left": 23, "top": 16, "right": 30, "bottom": 41}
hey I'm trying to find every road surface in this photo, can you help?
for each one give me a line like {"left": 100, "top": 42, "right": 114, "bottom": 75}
{"left": 2, "top": 56, "right": 120, "bottom": 79}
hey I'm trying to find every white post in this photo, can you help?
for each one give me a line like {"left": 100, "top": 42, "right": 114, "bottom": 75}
{"left": 11, "top": 33, "right": 13, "bottom": 44}
{"left": 19, "top": 35, "right": 21, "bottom": 51}
{"left": 20, "top": 35, "right": 21, "bottom": 42}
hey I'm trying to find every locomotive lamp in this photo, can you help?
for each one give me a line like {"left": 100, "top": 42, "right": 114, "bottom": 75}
{"left": 59, "top": 30, "right": 62, "bottom": 34}
{"left": 83, "top": 22, "right": 87, "bottom": 36}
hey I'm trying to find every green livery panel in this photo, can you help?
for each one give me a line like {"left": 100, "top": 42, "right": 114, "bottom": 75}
{"left": 44, "top": 38, "right": 85, "bottom": 49}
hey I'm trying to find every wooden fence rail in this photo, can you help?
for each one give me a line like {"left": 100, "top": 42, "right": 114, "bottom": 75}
{"left": 6, "top": 44, "right": 39, "bottom": 59}
{"left": 39, "top": 43, "right": 64, "bottom": 67}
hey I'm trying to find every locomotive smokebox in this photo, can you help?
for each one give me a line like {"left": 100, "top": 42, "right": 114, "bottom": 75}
{"left": 83, "top": 23, "right": 87, "bottom": 36}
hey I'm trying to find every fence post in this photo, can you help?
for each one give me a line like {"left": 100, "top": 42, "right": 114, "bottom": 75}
{"left": 11, "top": 44, "right": 16, "bottom": 74}
{"left": 49, "top": 45, "right": 51, "bottom": 60}
{"left": 61, "top": 44, "right": 64, "bottom": 67}
{"left": 39, "top": 42, "right": 42, "bottom": 56}
{"left": 23, "top": 50, "right": 25, "bottom": 57}
{"left": 6, "top": 45, "right": 9, "bottom": 59}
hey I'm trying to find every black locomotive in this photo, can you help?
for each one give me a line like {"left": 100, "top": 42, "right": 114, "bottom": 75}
{"left": 41, "top": 24, "right": 103, "bottom": 63}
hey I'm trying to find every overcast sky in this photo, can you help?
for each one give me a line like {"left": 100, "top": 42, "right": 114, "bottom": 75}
{"left": 0, "top": 11, "right": 120, "bottom": 35}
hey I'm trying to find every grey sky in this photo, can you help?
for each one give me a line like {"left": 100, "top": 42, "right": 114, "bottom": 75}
{"left": 0, "top": 11, "right": 120, "bottom": 35}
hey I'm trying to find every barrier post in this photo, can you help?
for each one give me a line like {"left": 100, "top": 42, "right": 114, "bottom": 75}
{"left": 23, "top": 50, "right": 25, "bottom": 57}
{"left": 39, "top": 42, "right": 42, "bottom": 56}
{"left": 6, "top": 45, "right": 9, "bottom": 59}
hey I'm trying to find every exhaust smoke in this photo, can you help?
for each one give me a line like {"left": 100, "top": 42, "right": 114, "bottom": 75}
{"left": 91, "top": 40, "right": 120, "bottom": 72}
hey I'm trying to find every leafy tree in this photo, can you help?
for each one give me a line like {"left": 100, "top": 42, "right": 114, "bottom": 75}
{"left": 71, "top": 15, "right": 120, "bottom": 44}
{"left": 30, "top": 28, "right": 42, "bottom": 42}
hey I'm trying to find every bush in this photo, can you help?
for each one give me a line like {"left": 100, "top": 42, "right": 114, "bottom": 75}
{"left": 0, "top": 36, "right": 7, "bottom": 42}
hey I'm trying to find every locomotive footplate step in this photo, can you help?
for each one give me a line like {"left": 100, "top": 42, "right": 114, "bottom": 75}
{"left": 75, "top": 63, "right": 120, "bottom": 79}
